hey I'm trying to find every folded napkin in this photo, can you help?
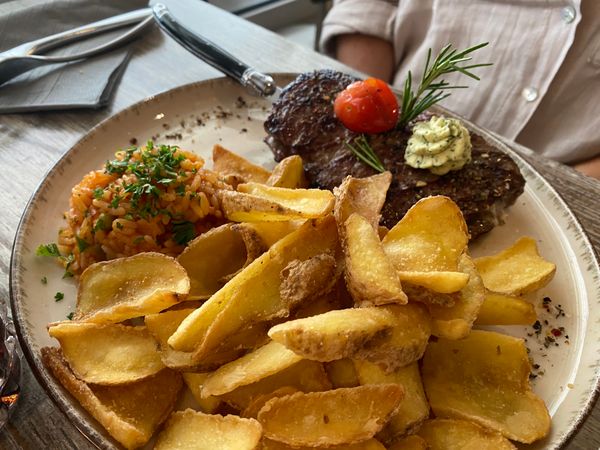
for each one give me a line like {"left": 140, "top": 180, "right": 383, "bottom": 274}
{"left": 0, "top": 0, "right": 147, "bottom": 114}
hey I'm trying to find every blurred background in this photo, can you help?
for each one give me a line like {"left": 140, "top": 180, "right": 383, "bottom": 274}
{"left": 208, "top": 0, "right": 331, "bottom": 50}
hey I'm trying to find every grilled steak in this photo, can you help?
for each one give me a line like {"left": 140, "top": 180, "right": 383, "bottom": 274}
{"left": 265, "top": 70, "right": 525, "bottom": 238}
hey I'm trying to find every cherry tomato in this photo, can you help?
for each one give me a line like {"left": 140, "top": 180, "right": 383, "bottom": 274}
{"left": 334, "top": 78, "right": 399, "bottom": 134}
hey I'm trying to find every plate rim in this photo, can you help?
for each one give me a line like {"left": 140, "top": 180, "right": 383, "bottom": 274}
{"left": 9, "top": 74, "right": 600, "bottom": 449}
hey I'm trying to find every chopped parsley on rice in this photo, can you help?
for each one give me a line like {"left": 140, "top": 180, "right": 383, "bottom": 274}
{"left": 50, "top": 142, "right": 231, "bottom": 275}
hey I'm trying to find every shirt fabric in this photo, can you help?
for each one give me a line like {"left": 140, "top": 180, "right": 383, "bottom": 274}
{"left": 320, "top": 0, "right": 600, "bottom": 164}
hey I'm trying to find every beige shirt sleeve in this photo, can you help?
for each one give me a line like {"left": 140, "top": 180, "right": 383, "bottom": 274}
{"left": 320, "top": 0, "right": 600, "bottom": 164}
{"left": 320, "top": 0, "right": 397, "bottom": 56}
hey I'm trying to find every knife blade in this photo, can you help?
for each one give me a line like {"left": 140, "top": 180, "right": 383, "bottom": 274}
{"left": 0, "top": 8, "right": 153, "bottom": 86}
{"left": 152, "top": 3, "right": 279, "bottom": 100}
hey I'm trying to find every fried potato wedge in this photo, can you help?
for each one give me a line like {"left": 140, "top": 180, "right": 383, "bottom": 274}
{"left": 41, "top": 347, "right": 181, "bottom": 450}
{"left": 473, "top": 237, "right": 556, "bottom": 295}
{"left": 48, "top": 322, "right": 164, "bottom": 385}
{"left": 155, "top": 409, "right": 263, "bottom": 450}
{"left": 75, "top": 252, "right": 189, "bottom": 323}
{"left": 182, "top": 373, "right": 222, "bottom": 413}
{"left": 268, "top": 307, "right": 397, "bottom": 362}
{"left": 258, "top": 385, "right": 404, "bottom": 446}
{"left": 396, "top": 270, "right": 469, "bottom": 294}
{"left": 146, "top": 308, "right": 267, "bottom": 372}
{"left": 213, "top": 143, "right": 271, "bottom": 184}
{"left": 417, "top": 419, "right": 517, "bottom": 450}
{"left": 168, "top": 217, "right": 338, "bottom": 355}
{"left": 242, "top": 220, "right": 303, "bottom": 247}
{"left": 422, "top": 330, "right": 550, "bottom": 443}
{"left": 280, "top": 253, "right": 339, "bottom": 308}
{"left": 343, "top": 213, "right": 407, "bottom": 307}
{"left": 382, "top": 196, "right": 469, "bottom": 293}
{"left": 234, "top": 223, "right": 271, "bottom": 262}
{"left": 266, "top": 155, "right": 308, "bottom": 188}
{"left": 145, "top": 308, "right": 196, "bottom": 360}
{"left": 221, "top": 359, "right": 331, "bottom": 410}
{"left": 354, "top": 304, "right": 431, "bottom": 372}
{"left": 354, "top": 360, "right": 429, "bottom": 441}
{"left": 202, "top": 341, "right": 303, "bottom": 397}
{"left": 145, "top": 308, "right": 222, "bottom": 372}
{"left": 425, "top": 253, "right": 486, "bottom": 340}
{"left": 475, "top": 292, "right": 537, "bottom": 325}
{"left": 238, "top": 183, "right": 333, "bottom": 209}
{"left": 241, "top": 386, "right": 300, "bottom": 419}
{"left": 292, "top": 285, "right": 350, "bottom": 319}
{"left": 387, "top": 435, "right": 428, "bottom": 450}
{"left": 382, "top": 196, "right": 468, "bottom": 272}
{"left": 221, "top": 182, "right": 334, "bottom": 222}
{"left": 262, "top": 438, "right": 387, "bottom": 450}
{"left": 334, "top": 172, "right": 392, "bottom": 230}
{"left": 325, "top": 358, "right": 360, "bottom": 388}
{"left": 177, "top": 224, "right": 253, "bottom": 299}
{"left": 402, "top": 283, "right": 460, "bottom": 307}
{"left": 219, "top": 191, "right": 318, "bottom": 222}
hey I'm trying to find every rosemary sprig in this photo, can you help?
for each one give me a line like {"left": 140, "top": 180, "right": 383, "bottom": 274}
{"left": 346, "top": 135, "right": 385, "bottom": 173}
{"left": 398, "top": 42, "right": 492, "bottom": 127}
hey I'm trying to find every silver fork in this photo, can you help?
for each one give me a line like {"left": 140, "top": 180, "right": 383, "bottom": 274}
{"left": 0, "top": 8, "right": 153, "bottom": 86}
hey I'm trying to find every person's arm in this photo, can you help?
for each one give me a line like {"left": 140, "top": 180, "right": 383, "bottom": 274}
{"left": 335, "top": 34, "right": 395, "bottom": 82}
{"left": 574, "top": 154, "right": 600, "bottom": 180}
{"left": 320, "top": 0, "right": 398, "bottom": 78}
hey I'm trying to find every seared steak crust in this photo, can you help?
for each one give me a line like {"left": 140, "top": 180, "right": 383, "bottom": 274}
{"left": 265, "top": 70, "right": 525, "bottom": 238}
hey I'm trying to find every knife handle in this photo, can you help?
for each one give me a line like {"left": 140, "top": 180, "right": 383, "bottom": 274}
{"left": 152, "top": 3, "right": 276, "bottom": 97}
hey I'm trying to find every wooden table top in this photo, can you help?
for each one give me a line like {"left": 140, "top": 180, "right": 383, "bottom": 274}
{"left": 0, "top": 1, "right": 598, "bottom": 449}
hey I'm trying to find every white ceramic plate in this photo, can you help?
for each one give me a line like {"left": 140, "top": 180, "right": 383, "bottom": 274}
{"left": 10, "top": 76, "right": 600, "bottom": 449}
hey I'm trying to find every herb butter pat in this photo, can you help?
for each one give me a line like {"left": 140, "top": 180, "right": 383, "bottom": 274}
{"left": 405, "top": 116, "right": 472, "bottom": 175}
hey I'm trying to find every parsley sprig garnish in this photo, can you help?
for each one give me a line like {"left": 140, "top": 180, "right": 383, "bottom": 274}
{"left": 36, "top": 243, "right": 75, "bottom": 278}
{"left": 105, "top": 142, "right": 186, "bottom": 218}
{"left": 36, "top": 243, "right": 61, "bottom": 258}
{"left": 172, "top": 221, "right": 196, "bottom": 246}
{"left": 398, "top": 42, "right": 491, "bottom": 127}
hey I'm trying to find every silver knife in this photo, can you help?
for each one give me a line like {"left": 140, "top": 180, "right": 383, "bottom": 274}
{"left": 152, "top": 3, "right": 278, "bottom": 99}
{"left": 0, "top": 8, "right": 153, "bottom": 86}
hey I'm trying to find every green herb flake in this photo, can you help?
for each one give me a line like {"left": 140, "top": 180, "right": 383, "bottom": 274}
{"left": 93, "top": 214, "right": 112, "bottom": 232}
{"left": 116, "top": 222, "right": 124, "bottom": 230}
{"left": 103, "top": 143, "right": 186, "bottom": 218}
{"left": 105, "top": 159, "right": 129, "bottom": 175}
{"left": 175, "top": 184, "right": 186, "bottom": 196}
{"left": 54, "top": 292, "right": 64, "bottom": 302}
{"left": 67, "top": 312, "right": 74, "bottom": 320}
{"left": 76, "top": 236, "right": 89, "bottom": 253}
{"left": 36, "top": 243, "right": 61, "bottom": 258}
{"left": 41, "top": 276, "right": 47, "bottom": 284}
{"left": 133, "top": 236, "right": 145, "bottom": 245}
{"left": 110, "top": 195, "right": 122, "bottom": 209}
{"left": 64, "top": 253, "right": 74, "bottom": 268}
{"left": 172, "top": 221, "right": 196, "bottom": 246}
{"left": 92, "top": 188, "right": 104, "bottom": 200}
{"left": 62, "top": 254, "right": 75, "bottom": 278}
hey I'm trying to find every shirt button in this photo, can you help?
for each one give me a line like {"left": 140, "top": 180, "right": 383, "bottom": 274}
{"left": 522, "top": 87, "right": 538, "bottom": 102}
{"left": 561, "top": 6, "right": 576, "bottom": 23}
